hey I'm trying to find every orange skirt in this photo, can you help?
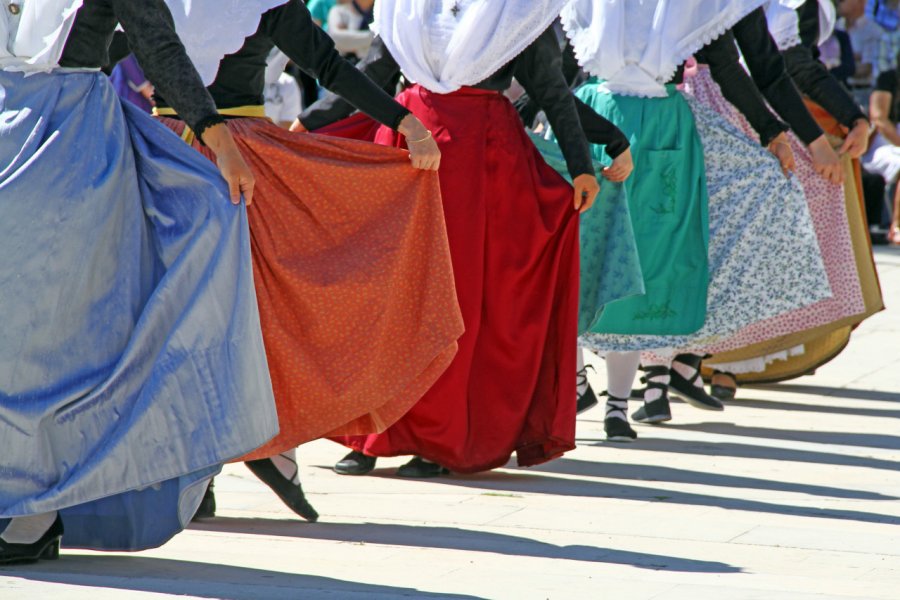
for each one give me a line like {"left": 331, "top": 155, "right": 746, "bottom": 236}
{"left": 159, "top": 117, "right": 463, "bottom": 459}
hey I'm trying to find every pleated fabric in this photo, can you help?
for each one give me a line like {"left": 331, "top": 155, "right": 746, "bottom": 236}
{"left": 0, "top": 71, "right": 277, "bottom": 550}
{"left": 332, "top": 86, "right": 581, "bottom": 472}
{"left": 159, "top": 116, "right": 463, "bottom": 459}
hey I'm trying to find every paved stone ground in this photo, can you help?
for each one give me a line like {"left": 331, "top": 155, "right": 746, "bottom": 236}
{"left": 2, "top": 247, "right": 899, "bottom": 600}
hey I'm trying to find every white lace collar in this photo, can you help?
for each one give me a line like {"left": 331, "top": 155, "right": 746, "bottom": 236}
{"left": 561, "top": 0, "right": 767, "bottom": 97}
{"left": 765, "top": 0, "right": 835, "bottom": 50}
{"left": 163, "top": 0, "right": 287, "bottom": 85}
{"left": 373, "top": 0, "right": 569, "bottom": 94}
{"left": 1, "top": 0, "right": 84, "bottom": 73}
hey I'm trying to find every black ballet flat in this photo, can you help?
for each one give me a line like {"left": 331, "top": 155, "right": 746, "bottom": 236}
{"left": 245, "top": 458, "right": 319, "bottom": 523}
{"left": 191, "top": 479, "right": 217, "bottom": 521}
{"left": 334, "top": 451, "right": 377, "bottom": 476}
{"left": 0, "top": 515, "right": 64, "bottom": 565}
{"left": 396, "top": 456, "right": 449, "bottom": 478}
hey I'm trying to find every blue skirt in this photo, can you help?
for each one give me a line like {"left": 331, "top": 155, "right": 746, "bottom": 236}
{"left": 0, "top": 71, "right": 277, "bottom": 550}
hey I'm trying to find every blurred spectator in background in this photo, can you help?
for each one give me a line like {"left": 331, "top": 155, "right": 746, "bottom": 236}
{"left": 307, "top": 0, "right": 337, "bottom": 28}
{"left": 264, "top": 50, "right": 302, "bottom": 129}
{"left": 820, "top": 25, "right": 857, "bottom": 86}
{"left": 839, "top": 0, "right": 882, "bottom": 86}
{"left": 327, "top": 0, "right": 375, "bottom": 61}
{"left": 865, "top": 48, "right": 900, "bottom": 243}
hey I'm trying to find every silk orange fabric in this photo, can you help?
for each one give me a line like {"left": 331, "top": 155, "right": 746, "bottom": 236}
{"left": 159, "top": 117, "right": 463, "bottom": 460}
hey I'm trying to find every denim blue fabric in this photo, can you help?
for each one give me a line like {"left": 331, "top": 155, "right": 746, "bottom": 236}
{"left": 0, "top": 71, "right": 277, "bottom": 550}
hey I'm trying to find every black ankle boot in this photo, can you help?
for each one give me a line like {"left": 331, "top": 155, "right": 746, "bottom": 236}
{"left": 334, "top": 451, "right": 377, "bottom": 476}
{"left": 0, "top": 515, "right": 64, "bottom": 565}
{"left": 245, "top": 458, "right": 319, "bottom": 523}
{"left": 396, "top": 456, "right": 449, "bottom": 478}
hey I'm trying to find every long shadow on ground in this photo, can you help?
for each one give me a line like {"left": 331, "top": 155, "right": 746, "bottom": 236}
{"left": 0, "top": 556, "right": 484, "bottom": 600}
{"left": 654, "top": 422, "right": 900, "bottom": 450}
{"left": 530, "top": 459, "right": 897, "bottom": 501}
{"left": 743, "top": 384, "right": 900, "bottom": 403}
{"left": 573, "top": 436, "right": 900, "bottom": 473}
{"left": 189, "top": 518, "right": 741, "bottom": 574}
{"left": 386, "top": 470, "right": 900, "bottom": 526}
{"left": 723, "top": 396, "right": 900, "bottom": 419}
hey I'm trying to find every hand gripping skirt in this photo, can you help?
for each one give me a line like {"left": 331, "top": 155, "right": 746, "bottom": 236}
{"left": 0, "top": 71, "right": 277, "bottom": 550}
{"left": 330, "top": 85, "right": 581, "bottom": 472}
{"left": 584, "top": 87, "right": 831, "bottom": 354}
{"left": 527, "top": 131, "right": 645, "bottom": 319}
{"left": 685, "top": 68, "right": 884, "bottom": 378}
{"left": 159, "top": 116, "right": 463, "bottom": 459}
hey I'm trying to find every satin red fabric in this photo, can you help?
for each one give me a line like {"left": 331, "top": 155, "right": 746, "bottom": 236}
{"left": 331, "top": 86, "right": 580, "bottom": 472}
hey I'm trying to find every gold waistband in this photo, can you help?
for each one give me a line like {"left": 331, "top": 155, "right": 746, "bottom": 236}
{"left": 152, "top": 105, "right": 267, "bottom": 144}
{"left": 152, "top": 105, "right": 268, "bottom": 118}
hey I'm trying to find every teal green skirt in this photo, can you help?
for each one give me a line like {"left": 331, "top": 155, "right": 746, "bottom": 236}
{"left": 576, "top": 81, "right": 709, "bottom": 337}
{"left": 529, "top": 132, "right": 644, "bottom": 322}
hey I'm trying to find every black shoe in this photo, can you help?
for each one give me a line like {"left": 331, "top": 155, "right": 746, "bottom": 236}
{"left": 0, "top": 515, "right": 63, "bottom": 565}
{"left": 710, "top": 370, "right": 737, "bottom": 402}
{"left": 192, "top": 480, "right": 216, "bottom": 521}
{"left": 670, "top": 354, "right": 724, "bottom": 411}
{"left": 604, "top": 418, "right": 638, "bottom": 442}
{"left": 396, "top": 456, "right": 449, "bottom": 478}
{"left": 630, "top": 365, "right": 672, "bottom": 424}
{"left": 576, "top": 365, "right": 599, "bottom": 414}
{"left": 334, "top": 451, "right": 377, "bottom": 476}
{"left": 245, "top": 458, "right": 319, "bottom": 523}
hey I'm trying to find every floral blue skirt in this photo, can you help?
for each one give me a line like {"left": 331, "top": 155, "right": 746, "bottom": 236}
{"left": 0, "top": 71, "right": 277, "bottom": 550}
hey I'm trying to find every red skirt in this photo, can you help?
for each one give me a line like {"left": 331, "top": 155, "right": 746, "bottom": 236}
{"left": 159, "top": 116, "right": 463, "bottom": 460}
{"left": 330, "top": 86, "right": 580, "bottom": 472}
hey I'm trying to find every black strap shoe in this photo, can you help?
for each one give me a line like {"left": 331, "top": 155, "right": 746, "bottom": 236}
{"left": 334, "top": 451, "right": 377, "bottom": 476}
{"left": 0, "top": 515, "right": 63, "bottom": 565}
{"left": 245, "top": 458, "right": 319, "bottom": 522}
{"left": 670, "top": 354, "right": 724, "bottom": 411}
{"left": 396, "top": 456, "right": 449, "bottom": 478}
{"left": 604, "top": 417, "right": 638, "bottom": 442}
{"left": 631, "top": 366, "right": 673, "bottom": 424}
{"left": 576, "top": 365, "right": 599, "bottom": 414}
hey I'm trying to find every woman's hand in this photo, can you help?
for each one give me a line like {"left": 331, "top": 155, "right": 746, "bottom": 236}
{"left": 767, "top": 132, "right": 796, "bottom": 177}
{"left": 601, "top": 148, "right": 633, "bottom": 182}
{"left": 839, "top": 118, "right": 871, "bottom": 159}
{"left": 289, "top": 118, "right": 308, "bottom": 133}
{"left": 201, "top": 123, "right": 255, "bottom": 206}
{"left": 573, "top": 173, "right": 600, "bottom": 213}
{"left": 808, "top": 135, "right": 844, "bottom": 185}
{"left": 398, "top": 114, "right": 441, "bottom": 171}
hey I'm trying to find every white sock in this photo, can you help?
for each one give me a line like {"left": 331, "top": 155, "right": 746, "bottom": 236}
{"left": 1, "top": 512, "right": 57, "bottom": 544}
{"left": 271, "top": 449, "right": 300, "bottom": 485}
{"left": 605, "top": 351, "right": 641, "bottom": 399}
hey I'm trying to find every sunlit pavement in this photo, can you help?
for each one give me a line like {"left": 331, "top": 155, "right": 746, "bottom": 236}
{"left": 3, "top": 247, "right": 899, "bottom": 600}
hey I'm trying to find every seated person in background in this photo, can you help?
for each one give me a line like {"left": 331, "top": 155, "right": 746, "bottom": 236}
{"left": 327, "top": 0, "right": 375, "bottom": 61}
{"left": 839, "top": 0, "right": 882, "bottom": 87}
{"left": 865, "top": 52, "right": 900, "bottom": 243}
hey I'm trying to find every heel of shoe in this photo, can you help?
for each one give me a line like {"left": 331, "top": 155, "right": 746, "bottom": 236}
{"left": 41, "top": 538, "right": 61, "bottom": 560}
